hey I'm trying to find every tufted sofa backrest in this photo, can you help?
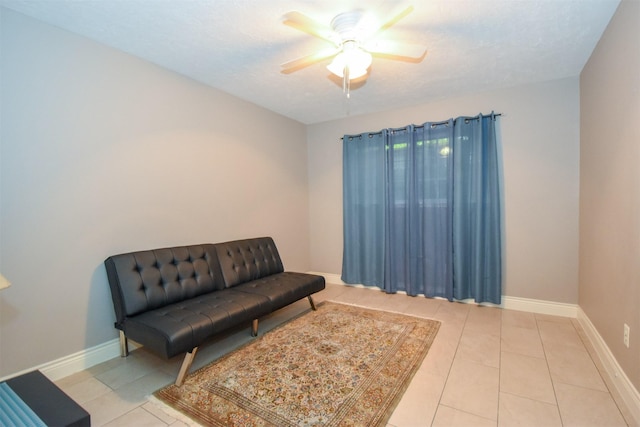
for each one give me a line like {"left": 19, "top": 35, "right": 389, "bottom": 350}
{"left": 214, "top": 237, "right": 284, "bottom": 288}
{"left": 105, "top": 244, "right": 224, "bottom": 325}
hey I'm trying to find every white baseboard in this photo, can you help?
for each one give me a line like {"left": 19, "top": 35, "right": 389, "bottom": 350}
{"left": 310, "top": 272, "right": 343, "bottom": 285}
{"left": 577, "top": 308, "right": 640, "bottom": 426}
{"left": 0, "top": 337, "right": 139, "bottom": 383}
{"left": 310, "top": 272, "right": 578, "bottom": 317}
{"left": 40, "top": 338, "right": 123, "bottom": 381}
{"left": 501, "top": 295, "right": 578, "bottom": 317}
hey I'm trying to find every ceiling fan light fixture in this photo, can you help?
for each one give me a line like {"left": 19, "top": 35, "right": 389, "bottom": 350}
{"left": 326, "top": 43, "right": 372, "bottom": 79}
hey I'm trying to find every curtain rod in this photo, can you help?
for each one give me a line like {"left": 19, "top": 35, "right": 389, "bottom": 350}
{"left": 340, "top": 113, "right": 502, "bottom": 141}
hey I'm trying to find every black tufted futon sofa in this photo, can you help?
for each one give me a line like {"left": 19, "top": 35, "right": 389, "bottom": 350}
{"left": 104, "top": 237, "right": 325, "bottom": 386}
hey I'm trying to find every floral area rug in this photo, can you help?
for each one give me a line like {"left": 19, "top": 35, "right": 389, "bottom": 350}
{"left": 154, "top": 301, "right": 440, "bottom": 426}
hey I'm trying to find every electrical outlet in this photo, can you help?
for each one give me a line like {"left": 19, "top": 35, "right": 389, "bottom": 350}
{"left": 624, "top": 324, "right": 630, "bottom": 348}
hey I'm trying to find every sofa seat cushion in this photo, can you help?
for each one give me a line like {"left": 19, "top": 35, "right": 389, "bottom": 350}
{"left": 233, "top": 272, "right": 325, "bottom": 311}
{"left": 122, "top": 289, "right": 271, "bottom": 358}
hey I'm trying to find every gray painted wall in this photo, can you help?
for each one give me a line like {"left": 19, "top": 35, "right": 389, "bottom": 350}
{"left": 579, "top": 0, "right": 639, "bottom": 393}
{"left": 0, "top": 8, "right": 310, "bottom": 377}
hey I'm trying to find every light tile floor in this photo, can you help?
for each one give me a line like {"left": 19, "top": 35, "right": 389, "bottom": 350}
{"left": 54, "top": 284, "right": 634, "bottom": 426}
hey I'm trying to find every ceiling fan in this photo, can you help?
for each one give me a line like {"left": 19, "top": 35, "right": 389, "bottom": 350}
{"left": 280, "top": 5, "right": 427, "bottom": 98}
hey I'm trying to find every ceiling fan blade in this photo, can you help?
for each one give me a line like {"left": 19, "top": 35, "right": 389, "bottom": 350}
{"left": 370, "top": 5, "right": 414, "bottom": 37}
{"left": 282, "top": 11, "right": 337, "bottom": 43}
{"left": 281, "top": 47, "right": 341, "bottom": 74}
{"left": 364, "top": 40, "right": 427, "bottom": 61}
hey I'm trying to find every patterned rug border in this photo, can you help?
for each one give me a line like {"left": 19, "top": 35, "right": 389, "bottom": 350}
{"left": 153, "top": 301, "right": 441, "bottom": 426}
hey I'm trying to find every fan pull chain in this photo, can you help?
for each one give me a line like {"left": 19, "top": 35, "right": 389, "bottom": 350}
{"left": 343, "top": 66, "right": 351, "bottom": 99}
{"left": 342, "top": 66, "right": 352, "bottom": 116}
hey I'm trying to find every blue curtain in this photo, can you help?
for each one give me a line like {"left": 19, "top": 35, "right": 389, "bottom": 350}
{"left": 342, "top": 113, "right": 502, "bottom": 304}
{"left": 342, "top": 132, "right": 386, "bottom": 287}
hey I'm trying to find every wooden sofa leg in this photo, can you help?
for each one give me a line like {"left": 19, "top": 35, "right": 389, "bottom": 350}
{"left": 251, "top": 319, "right": 259, "bottom": 337}
{"left": 119, "top": 330, "right": 129, "bottom": 357}
{"left": 175, "top": 347, "right": 198, "bottom": 387}
{"left": 308, "top": 295, "right": 317, "bottom": 311}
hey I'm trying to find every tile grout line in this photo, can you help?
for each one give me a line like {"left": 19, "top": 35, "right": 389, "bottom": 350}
{"left": 429, "top": 303, "right": 471, "bottom": 426}
{"left": 536, "top": 314, "right": 565, "bottom": 426}
{"left": 496, "top": 309, "right": 503, "bottom": 427}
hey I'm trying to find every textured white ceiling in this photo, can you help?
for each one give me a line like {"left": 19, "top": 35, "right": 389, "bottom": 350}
{"left": 1, "top": 0, "right": 620, "bottom": 124}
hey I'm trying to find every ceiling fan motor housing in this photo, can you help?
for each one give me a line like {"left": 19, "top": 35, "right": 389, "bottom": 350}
{"left": 330, "top": 9, "right": 367, "bottom": 45}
